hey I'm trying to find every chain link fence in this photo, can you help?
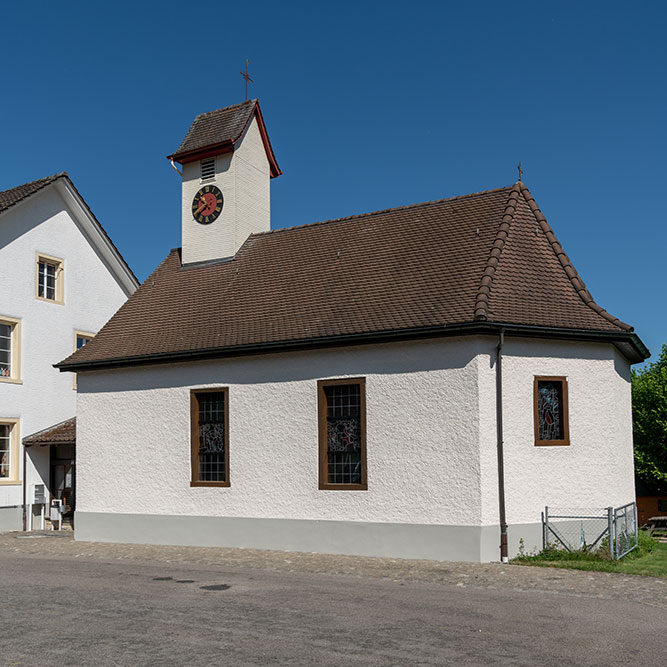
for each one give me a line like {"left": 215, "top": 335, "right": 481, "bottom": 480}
{"left": 542, "top": 502, "right": 638, "bottom": 560}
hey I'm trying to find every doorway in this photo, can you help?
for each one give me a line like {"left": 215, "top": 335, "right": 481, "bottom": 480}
{"left": 50, "top": 443, "right": 75, "bottom": 525}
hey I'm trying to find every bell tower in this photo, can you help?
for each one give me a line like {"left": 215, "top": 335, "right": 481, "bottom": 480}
{"left": 167, "top": 99, "right": 281, "bottom": 265}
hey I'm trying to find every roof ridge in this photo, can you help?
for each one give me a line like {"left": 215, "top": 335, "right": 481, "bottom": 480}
{"left": 249, "top": 184, "right": 516, "bottom": 238}
{"left": 474, "top": 183, "right": 522, "bottom": 321}
{"left": 0, "top": 172, "right": 68, "bottom": 216}
{"left": 518, "top": 182, "right": 633, "bottom": 332}
{"left": 192, "top": 98, "right": 256, "bottom": 121}
{"left": 0, "top": 171, "right": 67, "bottom": 196}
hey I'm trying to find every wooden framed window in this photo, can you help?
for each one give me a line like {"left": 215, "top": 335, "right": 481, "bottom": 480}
{"left": 0, "top": 316, "right": 21, "bottom": 384}
{"left": 318, "top": 378, "right": 367, "bottom": 490}
{"left": 36, "top": 253, "right": 64, "bottom": 304}
{"left": 0, "top": 418, "right": 20, "bottom": 483}
{"left": 534, "top": 376, "right": 570, "bottom": 446}
{"left": 73, "top": 331, "right": 95, "bottom": 389}
{"left": 190, "top": 388, "right": 229, "bottom": 487}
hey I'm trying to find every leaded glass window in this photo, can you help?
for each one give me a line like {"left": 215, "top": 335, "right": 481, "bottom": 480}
{"left": 192, "top": 390, "right": 228, "bottom": 484}
{"left": 0, "top": 323, "right": 11, "bottom": 378}
{"left": 534, "top": 377, "right": 569, "bottom": 445}
{"left": 38, "top": 261, "right": 57, "bottom": 300}
{"left": 319, "top": 379, "right": 367, "bottom": 489}
{"left": 0, "top": 424, "right": 11, "bottom": 478}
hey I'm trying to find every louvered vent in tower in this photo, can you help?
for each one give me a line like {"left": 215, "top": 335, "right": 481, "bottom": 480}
{"left": 200, "top": 158, "right": 215, "bottom": 181}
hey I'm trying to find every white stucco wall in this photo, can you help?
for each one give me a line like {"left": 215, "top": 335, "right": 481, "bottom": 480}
{"left": 74, "top": 334, "right": 636, "bottom": 559}
{"left": 76, "top": 337, "right": 487, "bottom": 526}
{"left": 0, "top": 186, "right": 131, "bottom": 512}
{"left": 181, "top": 116, "right": 270, "bottom": 264}
{"left": 477, "top": 338, "right": 634, "bottom": 552}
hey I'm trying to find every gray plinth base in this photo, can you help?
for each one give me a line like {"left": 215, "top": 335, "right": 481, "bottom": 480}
{"left": 0, "top": 506, "right": 22, "bottom": 533}
{"left": 75, "top": 512, "right": 544, "bottom": 562}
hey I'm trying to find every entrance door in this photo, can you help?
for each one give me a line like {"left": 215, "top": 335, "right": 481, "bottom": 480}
{"left": 50, "top": 444, "right": 75, "bottom": 523}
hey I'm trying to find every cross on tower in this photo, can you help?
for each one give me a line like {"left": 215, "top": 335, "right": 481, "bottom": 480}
{"left": 240, "top": 60, "right": 253, "bottom": 101}
{"left": 517, "top": 161, "right": 523, "bottom": 182}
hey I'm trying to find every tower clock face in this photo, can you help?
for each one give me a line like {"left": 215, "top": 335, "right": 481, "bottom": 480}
{"left": 192, "top": 185, "right": 223, "bottom": 224}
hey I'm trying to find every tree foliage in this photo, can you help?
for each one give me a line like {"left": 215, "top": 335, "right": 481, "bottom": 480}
{"left": 632, "top": 344, "right": 667, "bottom": 485}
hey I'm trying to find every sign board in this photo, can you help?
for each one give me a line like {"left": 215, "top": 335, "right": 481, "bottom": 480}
{"left": 32, "top": 484, "right": 46, "bottom": 504}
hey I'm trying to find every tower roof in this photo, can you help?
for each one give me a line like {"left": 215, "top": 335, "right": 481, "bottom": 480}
{"left": 57, "top": 182, "right": 648, "bottom": 371}
{"left": 167, "top": 99, "right": 281, "bottom": 177}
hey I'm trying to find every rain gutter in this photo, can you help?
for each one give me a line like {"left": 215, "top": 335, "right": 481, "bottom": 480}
{"left": 55, "top": 321, "right": 649, "bottom": 373}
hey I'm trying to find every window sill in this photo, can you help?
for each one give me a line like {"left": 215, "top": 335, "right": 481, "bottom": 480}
{"left": 35, "top": 296, "right": 64, "bottom": 305}
{"left": 190, "top": 481, "right": 230, "bottom": 488}
{"left": 0, "top": 377, "right": 22, "bottom": 385}
{"left": 535, "top": 440, "right": 570, "bottom": 447}
{"left": 319, "top": 483, "right": 368, "bottom": 491}
{"left": 0, "top": 479, "right": 21, "bottom": 486}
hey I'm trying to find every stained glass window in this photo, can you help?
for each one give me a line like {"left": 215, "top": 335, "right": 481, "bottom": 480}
{"left": 321, "top": 381, "right": 365, "bottom": 487}
{"left": 0, "top": 424, "right": 11, "bottom": 478}
{"left": 537, "top": 379, "right": 566, "bottom": 442}
{"left": 194, "top": 391, "right": 227, "bottom": 482}
{"left": 0, "top": 323, "right": 11, "bottom": 378}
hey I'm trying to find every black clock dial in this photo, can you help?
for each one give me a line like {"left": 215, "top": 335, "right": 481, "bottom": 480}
{"left": 192, "top": 185, "right": 223, "bottom": 224}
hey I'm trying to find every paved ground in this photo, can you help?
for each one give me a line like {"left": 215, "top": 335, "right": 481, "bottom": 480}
{"left": 0, "top": 533, "right": 665, "bottom": 666}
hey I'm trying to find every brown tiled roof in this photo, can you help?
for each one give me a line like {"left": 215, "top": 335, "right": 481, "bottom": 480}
{"left": 167, "top": 99, "right": 281, "bottom": 177}
{"left": 0, "top": 173, "right": 65, "bottom": 214}
{"left": 0, "top": 173, "right": 139, "bottom": 287}
{"left": 23, "top": 418, "right": 76, "bottom": 445}
{"left": 58, "top": 182, "right": 644, "bottom": 370}
{"left": 171, "top": 99, "right": 256, "bottom": 156}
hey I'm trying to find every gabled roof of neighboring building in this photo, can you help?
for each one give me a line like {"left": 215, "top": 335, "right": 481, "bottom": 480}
{"left": 57, "top": 181, "right": 648, "bottom": 371}
{"left": 167, "top": 99, "right": 281, "bottom": 177}
{"left": 0, "top": 172, "right": 64, "bottom": 214}
{"left": 0, "top": 172, "right": 139, "bottom": 292}
{"left": 23, "top": 417, "right": 76, "bottom": 446}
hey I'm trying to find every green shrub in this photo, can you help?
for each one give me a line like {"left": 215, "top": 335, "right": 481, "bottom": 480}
{"left": 513, "top": 530, "right": 657, "bottom": 564}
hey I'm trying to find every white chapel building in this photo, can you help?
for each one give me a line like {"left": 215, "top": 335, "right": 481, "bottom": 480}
{"left": 0, "top": 173, "right": 138, "bottom": 531}
{"left": 57, "top": 99, "right": 648, "bottom": 562}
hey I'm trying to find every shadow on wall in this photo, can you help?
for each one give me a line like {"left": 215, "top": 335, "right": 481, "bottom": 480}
{"left": 75, "top": 336, "right": 483, "bottom": 394}
{"left": 486, "top": 337, "right": 631, "bottom": 382}
{"left": 0, "top": 187, "right": 65, "bottom": 250}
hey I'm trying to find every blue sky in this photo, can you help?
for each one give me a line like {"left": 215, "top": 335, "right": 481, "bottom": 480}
{"left": 1, "top": 1, "right": 665, "bottom": 362}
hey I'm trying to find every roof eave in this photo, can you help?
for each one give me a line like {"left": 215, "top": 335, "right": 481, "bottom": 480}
{"left": 167, "top": 140, "right": 235, "bottom": 165}
{"left": 167, "top": 102, "right": 282, "bottom": 178}
{"left": 54, "top": 177, "right": 139, "bottom": 294}
{"left": 55, "top": 321, "right": 650, "bottom": 372}
{"left": 24, "top": 438, "right": 75, "bottom": 447}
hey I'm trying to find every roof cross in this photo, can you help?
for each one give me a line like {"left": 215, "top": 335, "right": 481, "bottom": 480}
{"left": 240, "top": 59, "right": 254, "bottom": 101}
{"left": 517, "top": 161, "right": 523, "bottom": 182}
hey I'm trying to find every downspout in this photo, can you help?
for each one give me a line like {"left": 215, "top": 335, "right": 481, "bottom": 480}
{"left": 22, "top": 443, "right": 27, "bottom": 531}
{"left": 496, "top": 329, "right": 509, "bottom": 562}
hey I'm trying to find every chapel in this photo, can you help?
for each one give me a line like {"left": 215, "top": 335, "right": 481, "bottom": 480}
{"left": 57, "top": 99, "right": 647, "bottom": 562}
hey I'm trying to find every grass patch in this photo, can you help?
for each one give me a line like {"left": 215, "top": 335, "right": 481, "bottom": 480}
{"left": 512, "top": 531, "right": 667, "bottom": 577}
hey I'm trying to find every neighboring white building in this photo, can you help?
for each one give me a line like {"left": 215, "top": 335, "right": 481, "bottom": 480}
{"left": 0, "top": 173, "right": 138, "bottom": 531}
{"left": 58, "top": 100, "right": 648, "bottom": 562}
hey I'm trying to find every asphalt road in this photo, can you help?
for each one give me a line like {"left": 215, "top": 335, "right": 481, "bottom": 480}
{"left": 0, "top": 552, "right": 662, "bottom": 667}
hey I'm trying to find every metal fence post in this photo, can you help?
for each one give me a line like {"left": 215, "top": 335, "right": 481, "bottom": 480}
{"left": 607, "top": 506, "right": 614, "bottom": 560}
{"left": 633, "top": 502, "right": 638, "bottom": 548}
{"left": 544, "top": 506, "right": 549, "bottom": 550}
